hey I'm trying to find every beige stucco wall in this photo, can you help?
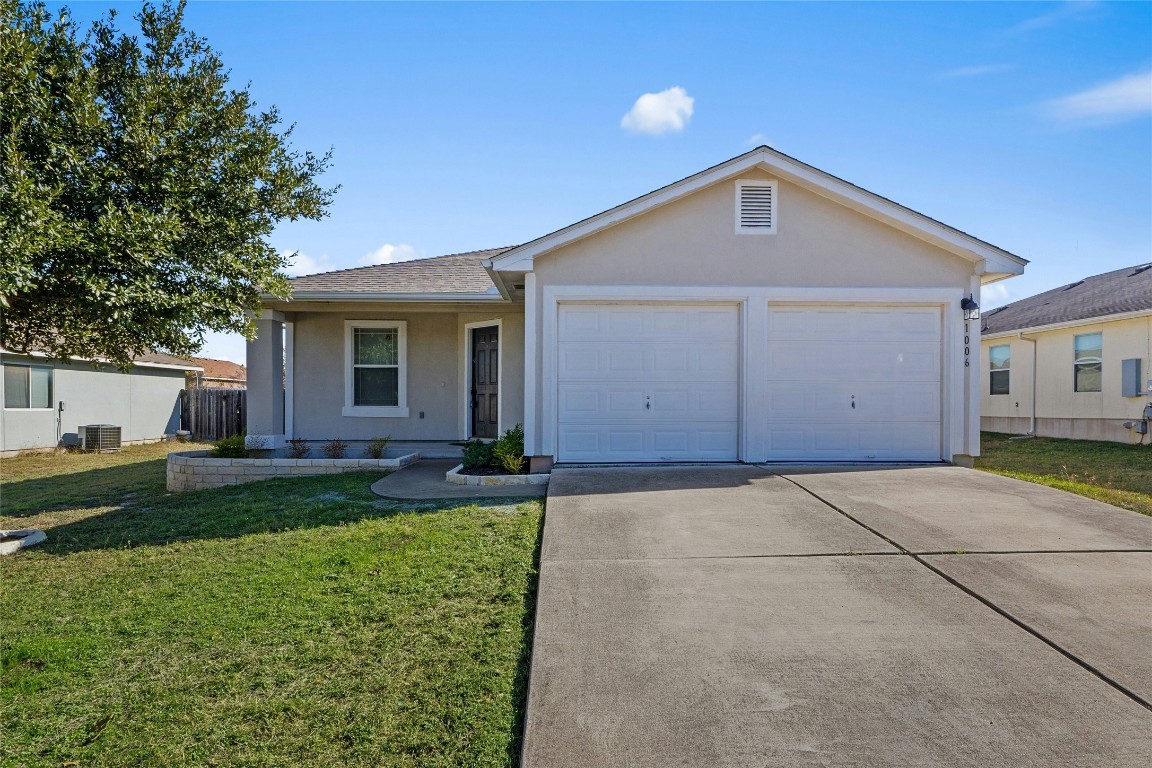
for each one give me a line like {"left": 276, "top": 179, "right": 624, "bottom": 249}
{"left": 530, "top": 171, "right": 975, "bottom": 289}
{"left": 525, "top": 170, "right": 983, "bottom": 458}
{"left": 289, "top": 306, "right": 524, "bottom": 441}
{"left": 981, "top": 314, "right": 1152, "bottom": 442}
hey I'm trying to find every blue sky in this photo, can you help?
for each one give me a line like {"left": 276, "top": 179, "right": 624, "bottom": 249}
{"left": 57, "top": 1, "right": 1152, "bottom": 362}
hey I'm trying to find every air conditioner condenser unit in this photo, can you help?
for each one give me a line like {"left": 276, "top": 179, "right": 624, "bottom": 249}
{"left": 81, "top": 424, "right": 122, "bottom": 452}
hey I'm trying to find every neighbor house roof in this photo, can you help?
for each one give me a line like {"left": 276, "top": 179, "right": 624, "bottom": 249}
{"left": 188, "top": 357, "right": 246, "bottom": 382}
{"left": 1, "top": 348, "right": 202, "bottom": 372}
{"left": 287, "top": 249, "right": 511, "bottom": 298}
{"left": 982, "top": 264, "right": 1152, "bottom": 335}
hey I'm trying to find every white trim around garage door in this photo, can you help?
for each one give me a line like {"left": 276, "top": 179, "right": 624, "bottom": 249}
{"left": 539, "top": 285, "right": 967, "bottom": 463}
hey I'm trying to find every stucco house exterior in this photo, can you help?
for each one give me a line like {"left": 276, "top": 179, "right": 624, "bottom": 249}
{"left": 1, "top": 351, "right": 199, "bottom": 456}
{"left": 981, "top": 264, "right": 1152, "bottom": 443}
{"left": 246, "top": 146, "right": 1027, "bottom": 467}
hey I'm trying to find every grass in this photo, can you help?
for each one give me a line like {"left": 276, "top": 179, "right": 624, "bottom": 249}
{"left": 976, "top": 431, "right": 1152, "bottom": 516}
{"left": 1, "top": 443, "right": 544, "bottom": 767}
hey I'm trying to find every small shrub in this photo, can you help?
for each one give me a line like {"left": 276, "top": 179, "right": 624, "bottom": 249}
{"left": 245, "top": 435, "right": 269, "bottom": 451}
{"left": 287, "top": 438, "right": 310, "bottom": 459}
{"left": 322, "top": 438, "right": 348, "bottom": 459}
{"left": 211, "top": 434, "right": 247, "bottom": 458}
{"left": 462, "top": 439, "right": 494, "bottom": 470}
{"left": 492, "top": 424, "right": 526, "bottom": 474}
{"left": 364, "top": 435, "right": 391, "bottom": 459}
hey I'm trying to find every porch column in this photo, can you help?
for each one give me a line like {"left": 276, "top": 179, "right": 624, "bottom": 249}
{"left": 246, "top": 309, "right": 285, "bottom": 449}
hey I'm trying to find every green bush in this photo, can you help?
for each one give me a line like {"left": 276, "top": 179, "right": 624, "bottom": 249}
{"left": 211, "top": 434, "right": 248, "bottom": 458}
{"left": 462, "top": 439, "right": 494, "bottom": 470}
{"left": 491, "top": 424, "right": 526, "bottom": 474}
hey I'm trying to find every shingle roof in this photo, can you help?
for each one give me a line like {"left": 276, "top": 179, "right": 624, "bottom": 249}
{"left": 188, "top": 357, "right": 246, "bottom": 381}
{"left": 982, "top": 264, "right": 1152, "bottom": 335}
{"left": 288, "top": 248, "right": 513, "bottom": 295}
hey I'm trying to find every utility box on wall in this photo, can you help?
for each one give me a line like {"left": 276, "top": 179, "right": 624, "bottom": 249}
{"left": 1121, "top": 358, "right": 1143, "bottom": 397}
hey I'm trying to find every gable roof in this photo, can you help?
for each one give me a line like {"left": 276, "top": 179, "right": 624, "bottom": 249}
{"left": 288, "top": 249, "right": 511, "bottom": 299}
{"left": 981, "top": 264, "right": 1152, "bottom": 335}
{"left": 489, "top": 145, "right": 1027, "bottom": 282}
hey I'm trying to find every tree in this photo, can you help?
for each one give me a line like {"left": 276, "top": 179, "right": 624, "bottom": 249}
{"left": 0, "top": 0, "right": 335, "bottom": 366}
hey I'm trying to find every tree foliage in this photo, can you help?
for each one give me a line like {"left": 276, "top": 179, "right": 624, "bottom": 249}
{"left": 0, "top": 0, "right": 335, "bottom": 366}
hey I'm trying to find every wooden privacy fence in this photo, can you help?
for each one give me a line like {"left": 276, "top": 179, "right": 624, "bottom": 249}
{"left": 180, "top": 387, "right": 246, "bottom": 441}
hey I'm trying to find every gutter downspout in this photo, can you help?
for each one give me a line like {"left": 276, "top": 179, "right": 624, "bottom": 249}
{"left": 1018, "top": 331, "right": 1038, "bottom": 436}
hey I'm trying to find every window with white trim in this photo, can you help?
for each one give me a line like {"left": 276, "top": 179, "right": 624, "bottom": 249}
{"left": 989, "top": 344, "right": 1010, "bottom": 395}
{"left": 735, "top": 179, "right": 778, "bottom": 235}
{"left": 343, "top": 321, "right": 409, "bottom": 417}
{"left": 1073, "top": 332, "right": 1102, "bottom": 393}
{"left": 3, "top": 364, "right": 53, "bottom": 409}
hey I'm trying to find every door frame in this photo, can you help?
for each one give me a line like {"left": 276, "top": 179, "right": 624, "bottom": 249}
{"left": 462, "top": 319, "right": 503, "bottom": 439}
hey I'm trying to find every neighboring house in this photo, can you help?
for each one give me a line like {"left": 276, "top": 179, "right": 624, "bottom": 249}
{"left": 186, "top": 357, "right": 247, "bottom": 389}
{"left": 981, "top": 264, "right": 1152, "bottom": 443}
{"left": 247, "top": 146, "right": 1027, "bottom": 467}
{"left": 1, "top": 350, "right": 200, "bottom": 456}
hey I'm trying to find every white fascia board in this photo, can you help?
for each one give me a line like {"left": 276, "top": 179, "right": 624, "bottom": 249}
{"left": 0, "top": 348, "right": 201, "bottom": 372}
{"left": 490, "top": 146, "right": 1027, "bottom": 276}
{"left": 980, "top": 309, "right": 1152, "bottom": 340}
{"left": 286, "top": 291, "right": 509, "bottom": 303}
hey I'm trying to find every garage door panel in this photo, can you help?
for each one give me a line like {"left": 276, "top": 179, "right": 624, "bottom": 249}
{"left": 766, "top": 305, "right": 943, "bottom": 462}
{"left": 560, "top": 343, "right": 738, "bottom": 382}
{"left": 558, "top": 304, "right": 739, "bottom": 462}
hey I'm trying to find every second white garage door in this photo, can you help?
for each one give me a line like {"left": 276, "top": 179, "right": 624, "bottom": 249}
{"left": 764, "top": 305, "right": 943, "bottom": 462}
{"left": 557, "top": 303, "right": 740, "bottom": 462}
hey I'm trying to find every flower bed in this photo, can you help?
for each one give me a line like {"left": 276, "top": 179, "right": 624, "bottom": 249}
{"left": 167, "top": 450, "right": 419, "bottom": 492}
{"left": 445, "top": 463, "right": 550, "bottom": 487}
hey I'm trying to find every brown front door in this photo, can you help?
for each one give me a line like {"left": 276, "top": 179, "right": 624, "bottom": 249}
{"left": 471, "top": 326, "right": 499, "bottom": 438}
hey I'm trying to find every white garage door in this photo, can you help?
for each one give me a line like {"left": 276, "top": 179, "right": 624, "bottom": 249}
{"left": 765, "top": 305, "right": 943, "bottom": 462}
{"left": 557, "top": 304, "right": 740, "bottom": 462}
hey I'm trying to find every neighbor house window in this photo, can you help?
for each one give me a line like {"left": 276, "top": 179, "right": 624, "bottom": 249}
{"left": 3, "top": 364, "right": 53, "bottom": 409}
{"left": 343, "top": 321, "right": 408, "bottom": 417}
{"left": 989, "top": 345, "right": 1010, "bottom": 395}
{"left": 1073, "top": 332, "right": 1103, "bottom": 392}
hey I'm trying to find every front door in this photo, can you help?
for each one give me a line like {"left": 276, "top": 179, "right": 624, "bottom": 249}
{"left": 471, "top": 326, "right": 499, "bottom": 438}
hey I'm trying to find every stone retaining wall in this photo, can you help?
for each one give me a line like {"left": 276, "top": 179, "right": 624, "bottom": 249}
{"left": 167, "top": 450, "right": 420, "bottom": 492}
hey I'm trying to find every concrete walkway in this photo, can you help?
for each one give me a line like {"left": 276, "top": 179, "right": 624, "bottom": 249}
{"left": 524, "top": 465, "right": 1152, "bottom": 767}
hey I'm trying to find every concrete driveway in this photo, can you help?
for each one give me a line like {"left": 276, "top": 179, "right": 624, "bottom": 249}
{"left": 522, "top": 465, "right": 1152, "bottom": 767}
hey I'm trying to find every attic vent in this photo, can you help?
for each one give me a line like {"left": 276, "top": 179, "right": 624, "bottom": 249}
{"left": 1063, "top": 280, "right": 1085, "bottom": 291}
{"left": 736, "top": 179, "right": 778, "bottom": 235}
{"left": 1130, "top": 265, "right": 1151, "bottom": 276}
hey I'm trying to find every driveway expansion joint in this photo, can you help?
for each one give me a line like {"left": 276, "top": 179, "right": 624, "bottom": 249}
{"left": 769, "top": 467, "right": 1152, "bottom": 714}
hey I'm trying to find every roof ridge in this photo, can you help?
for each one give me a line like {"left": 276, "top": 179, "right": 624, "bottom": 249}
{"left": 286, "top": 247, "right": 516, "bottom": 280}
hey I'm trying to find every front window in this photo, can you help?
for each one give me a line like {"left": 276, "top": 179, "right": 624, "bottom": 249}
{"left": 3, "top": 364, "right": 53, "bottom": 409}
{"left": 989, "top": 345, "right": 1010, "bottom": 395}
{"left": 1074, "top": 332, "right": 1102, "bottom": 392}
{"left": 343, "top": 321, "right": 408, "bottom": 417}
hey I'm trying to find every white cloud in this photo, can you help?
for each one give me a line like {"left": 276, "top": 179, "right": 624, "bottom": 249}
{"left": 1010, "top": 1, "right": 1097, "bottom": 33}
{"left": 281, "top": 250, "right": 332, "bottom": 276}
{"left": 937, "top": 65, "right": 1011, "bottom": 80}
{"left": 359, "top": 243, "right": 423, "bottom": 266}
{"left": 620, "top": 86, "right": 694, "bottom": 135}
{"left": 982, "top": 283, "right": 1012, "bottom": 308}
{"left": 745, "top": 132, "right": 771, "bottom": 147}
{"left": 1047, "top": 69, "right": 1152, "bottom": 123}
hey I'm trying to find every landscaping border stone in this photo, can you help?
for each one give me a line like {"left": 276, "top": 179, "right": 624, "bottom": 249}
{"left": 167, "top": 450, "right": 420, "bottom": 492}
{"left": 445, "top": 463, "right": 550, "bottom": 487}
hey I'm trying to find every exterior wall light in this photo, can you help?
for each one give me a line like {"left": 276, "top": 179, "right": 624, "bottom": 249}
{"left": 961, "top": 296, "right": 980, "bottom": 320}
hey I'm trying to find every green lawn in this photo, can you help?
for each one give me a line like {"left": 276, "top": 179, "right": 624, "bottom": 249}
{"left": 976, "top": 431, "right": 1152, "bottom": 517}
{"left": 1, "top": 443, "right": 543, "bottom": 767}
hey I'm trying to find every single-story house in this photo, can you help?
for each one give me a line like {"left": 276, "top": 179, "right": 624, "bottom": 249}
{"left": 247, "top": 146, "right": 1027, "bottom": 467}
{"left": 1, "top": 351, "right": 200, "bottom": 456}
{"left": 981, "top": 264, "right": 1152, "bottom": 443}
{"left": 186, "top": 357, "right": 247, "bottom": 389}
